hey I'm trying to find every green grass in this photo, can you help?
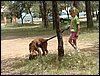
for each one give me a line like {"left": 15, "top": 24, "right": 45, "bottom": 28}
{"left": 1, "top": 23, "right": 56, "bottom": 39}
{"left": 1, "top": 53, "right": 99, "bottom": 75}
{"left": 1, "top": 21, "right": 99, "bottom": 40}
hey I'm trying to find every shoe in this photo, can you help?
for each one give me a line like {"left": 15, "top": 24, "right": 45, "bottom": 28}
{"left": 75, "top": 48, "right": 80, "bottom": 53}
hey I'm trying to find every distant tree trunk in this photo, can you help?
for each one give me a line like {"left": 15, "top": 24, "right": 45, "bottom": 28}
{"left": 85, "top": 1, "right": 94, "bottom": 29}
{"left": 12, "top": 16, "right": 17, "bottom": 24}
{"left": 52, "top": 1, "right": 56, "bottom": 30}
{"left": 91, "top": 7, "right": 94, "bottom": 17}
{"left": 64, "top": 1, "right": 70, "bottom": 19}
{"left": 73, "top": 1, "right": 79, "bottom": 17}
{"left": 43, "top": 1, "right": 48, "bottom": 28}
{"left": 21, "top": 14, "right": 27, "bottom": 25}
{"left": 29, "top": 8, "right": 33, "bottom": 24}
{"left": 52, "top": 1, "right": 64, "bottom": 61}
{"left": 4, "top": 16, "right": 7, "bottom": 25}
{"left": 10, "top": 16, "right": 12, "bottom": 23}
{"left": 66, "top": 1, "right": 71, "bottom": 19}
{"left": 39, "top": 1, "right": 44, "bottom": 23}
{"left": 73, "top": 1, "right": 78, "bottom": 8}
{"left": 66, "top": 6, "right": 69, "bottom": 19}
{"left": 21, "top": 17, "right": 24, "bottom": 25}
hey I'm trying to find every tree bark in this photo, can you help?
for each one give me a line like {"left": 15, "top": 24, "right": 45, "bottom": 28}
{"left": 29, "top": 9, "right": 33, "bottom": 24}
{"left": 21, "top": 14, "right": 27, "bottom": 25}
{"left": 12, "top": 16, "right": 17, "bottom": 25}
{"left": 39, "top": 1, "right": 44, "bottom": 23}
{"left": 43, "top": 1, "right": 48, "bottom": 28}
{"left": 85, "top": 1, "right": 94, "bottom": 29}
{"left": 52, "top": 1, "right": 56, "bottom": 29}
{"left": 4, "top": 16, "right": 7, "bottom": 25}
{"left": 52, "top": 1, "right": 64, "bottom": 61}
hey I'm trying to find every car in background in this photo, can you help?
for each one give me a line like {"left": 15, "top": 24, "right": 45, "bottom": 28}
{"left": 48, "top": 13, "right": 53, "bottom": 22}
{"left": 59, "top": 12, "right": 71, "bottom": 22}
{"left": 79, "top": 11, "right": 86, "bottom": 18}
{"left": 48, "top": 11, "right": 71, "bottom": 22}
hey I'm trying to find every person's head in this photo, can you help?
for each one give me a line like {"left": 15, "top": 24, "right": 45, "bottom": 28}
{"left": 69, "top": 7, "right": 79, "bottom": 17}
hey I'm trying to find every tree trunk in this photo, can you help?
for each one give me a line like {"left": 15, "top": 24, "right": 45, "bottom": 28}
{"left": 21, "top": 17, "right": 23, "bottom": 25}
{"left": 66, "top": 7, "right": 69, "bottom": 19}
{"left": 52, "top": 1, "right": 56, "bottom": 30}
{"left": 85, "top": 1, "right": 94, "bottom": 29}
{"left": 43, "top": 1, "right": 48, "bottom": 28}
{"left": 29, "top": 9, "right": 33, "bottom": 24}
{"left": 4, "top": 16, "right": 7, "bottom": 25}
{"left": 12, "top": 16, "right": 17, "bottom": 25}
{"left": 21, "top": 13, "right": 27, "bottom": 25}
{"left": 52, "top": 1, "right": 64, "bottom": 61}
{"left": 73, "top": 1, "right": 79, "bottom": 17}
{"left": 39, "top": 1, "right": 44, "bottom": 23}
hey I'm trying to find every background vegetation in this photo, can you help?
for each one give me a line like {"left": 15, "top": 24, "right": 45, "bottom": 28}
{"left": 1, "top": 1, "right": 99, "bottom": 75}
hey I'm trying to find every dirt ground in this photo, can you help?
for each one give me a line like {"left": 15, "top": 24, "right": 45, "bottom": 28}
{"left": 1, "top": 35, "right": 99, "bottom": 60}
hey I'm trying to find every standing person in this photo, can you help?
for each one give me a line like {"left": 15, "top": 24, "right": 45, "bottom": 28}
{"left": 67, "top": 7, "right": 80, "bottom": 53}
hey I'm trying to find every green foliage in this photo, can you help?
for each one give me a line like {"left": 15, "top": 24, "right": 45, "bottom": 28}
{"left": 91, "top": 1, "right": 99, "bottom": 11}
{"left": 1, "top": 1, "right": 99, "bottom": 20}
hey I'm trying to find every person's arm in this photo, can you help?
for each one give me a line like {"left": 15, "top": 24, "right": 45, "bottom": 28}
{"left": 61, "top": 25, "right": 70, "bottom": 33}
{"left": 76, "top": 16, "right": 80, "bottom": 36}
{"left": 77, "top": 24, "right": 80, "bottom": 36}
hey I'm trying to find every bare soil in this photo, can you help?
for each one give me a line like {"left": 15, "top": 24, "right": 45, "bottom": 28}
{"left": 1, "top": 36, "right": 99, "bottom": 60}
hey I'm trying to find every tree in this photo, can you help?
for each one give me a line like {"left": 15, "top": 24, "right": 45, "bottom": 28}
{"left": 8, "top": 1, "right": 25, "bottom": 24}
{"left": 91, "top": 1, "right": 99, "bottom": 20}
{"left": 1, "top": 1, "right": 11, "bottom": 25}
{"left": 52, "top": 1, "right": 56, "bottom": 29}
{"left": 39, "top": 1, "right": 48, "bottom": 28}
{"left": 6, "top": 1, "right": 34, "bottom": 25}
{"left": 85, "top": 1, "right": 94, "bottom": 29}
{"left": 52, "top": 1, "right": 64, "bottom": 61}
{"left": 23, "top": 1, "right": 34, "bottom": 24}
{"left": 39, "top": 1, "right": 44, "bottom": 19}
{"left": 43, "top": 1, "right": 48, "bottom": 28}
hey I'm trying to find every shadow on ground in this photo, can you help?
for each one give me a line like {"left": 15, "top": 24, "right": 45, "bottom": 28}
{"left": 80, "top": 42, "right": 99, "bottom": 57}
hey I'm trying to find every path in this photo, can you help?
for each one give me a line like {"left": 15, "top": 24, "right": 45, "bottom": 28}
{"left": 1, "top": 36, "right": 99, "bottom": 60}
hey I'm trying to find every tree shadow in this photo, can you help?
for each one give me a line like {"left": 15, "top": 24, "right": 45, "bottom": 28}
{"left": 80, "top": 42, "right": 99, "bottom": 57}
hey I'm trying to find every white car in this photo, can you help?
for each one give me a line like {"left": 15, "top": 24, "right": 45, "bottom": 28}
{"left": 59, "top": 12, "right": 71, "bottom": 22}
{"left": 48, "top": 12, "right": 71, "bottom": 22}
{"left": 79, "top": 11, "right": 86, "bottom": 18}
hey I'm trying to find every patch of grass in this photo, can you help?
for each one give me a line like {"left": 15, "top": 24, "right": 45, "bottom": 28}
{"left": 1, "top": 21, "right": 99, "bottom": 40}
{"left": 1, "top": 23, "right": 56, "bottom": 39}
{"left": 1, "top": 53, "right": 98, "bottom": 75}
{"left": 79, "top": 32, "right": 99, "bottom": 42}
